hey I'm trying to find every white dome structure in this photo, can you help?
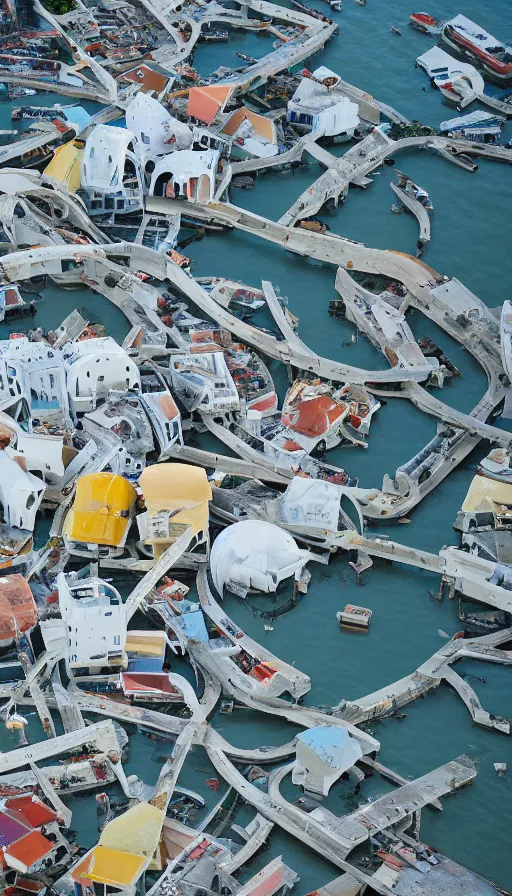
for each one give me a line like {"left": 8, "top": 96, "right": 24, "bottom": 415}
{"left": 292, "top": 726, "right": 363, "bottom": 797}
{"left": 210, "top": 520, "right": 311, "bottom": 598}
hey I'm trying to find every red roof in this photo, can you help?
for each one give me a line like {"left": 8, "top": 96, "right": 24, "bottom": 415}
{"left": 5, "top": 831, "right": 55, "bottom": 870}
{"left": 187, "top": 85, "right": 234, "bottom": 125}
{"left": 282, "top": 395, "right": 345, "bottom": 438}
{"left": 245, "top": 868, "right": 285, "bottom": 896}
{"left": 5, "top": 795, "right": 57, "bottom": 829}
{"left": 0, "top": 575, "right": 37, "bottom": 639}
{"left": 120, "top": 672, "right": 177, "bottom": 696}
{"left": 249, "top": 392, "right": 277, "bottom": 413}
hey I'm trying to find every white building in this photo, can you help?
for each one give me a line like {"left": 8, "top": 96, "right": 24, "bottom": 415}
{"left": 63, "top": 337, "right": 141, "bottom": 413}
{"left": 125, "top": 93, "right": 193, "bottom": 159}
{"left": 170, "top": 349, "right": 239, "bottom": 414}
{"left": 287, "top": 67, "right": 360, "bottom": 141}
{"left": 57, "top": 572, "right": 127, "bottom": 673}
{"left": 0, "top": 336, "right": 71, "bottom": 430}
{"left": 149, "top": 148, "right": 220, "bottom": 203}
{"left": 210, "top": 520, "right": 311, "bottom": 598}
{"left": 81, "top": 125, "right": 144, "bottom": 215}
{"left": 293, "top": 726, "right": 363, "bottom": 797}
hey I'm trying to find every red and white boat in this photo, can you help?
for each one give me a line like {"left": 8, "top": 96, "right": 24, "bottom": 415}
{"left": 441, "top": 14, "right": 512, "bottom": 83}
{"left": 409, "top": 12, "right": 443, "bottom": 35}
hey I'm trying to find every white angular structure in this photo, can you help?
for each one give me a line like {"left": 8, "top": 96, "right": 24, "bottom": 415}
{"left": 170, "top": 349, "right": 239, "bottom": 414}
{"left": 63, "top": 337, "right": 141, "bottom": 413}
{"left": 81, "top": 125, "right": 144, "bottom": 215}
{"left": 287, "top": 67, "right": 360, "bottom": 140}
{"left": 293, "top": 726, "right": 363, "bottom": 797}
{"left": 0, "top": 336, "right": 71, "bottom": 430}
{"left": 0, "top": 452, "right": 45, "bottom": 532}
{"left": 210, "top": 520, "right": 311, "bottom": 598}
{"left": 126, "top": 93, "right": 193, "bottom": 157}
{"left": 57, "top": 572, "right": 127, "bottom": 673}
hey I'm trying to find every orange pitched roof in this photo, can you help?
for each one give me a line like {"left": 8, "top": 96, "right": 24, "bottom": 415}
{"left": 220, "top": 106, "right": 276, "bottom": 142}
{"left": 120, "top": 65, "right": 169, "bottom": 94}
{"left": 157, "top": 393, "right": 179, "bottom": 420}
{"left": 187, "top": 85, "right": 234, "bottom": 125}
{"left": 5, "top": 830, "right": 55, "bottom": 870}
{"left": 5, "top": 796, "right": 57, "bottom": 829}
{"left": 282, "top": 395, "right": 345, "bottom": 438}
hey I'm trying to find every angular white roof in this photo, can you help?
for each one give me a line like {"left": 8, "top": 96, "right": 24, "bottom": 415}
{"left": 126, "top": 93, "right": 193, "bottom": 156}
{"left": 416, "top": 46, "right": 485, "bottom": 92}
{"left": 81, "top": 125, "right": 135, "bottom": 191}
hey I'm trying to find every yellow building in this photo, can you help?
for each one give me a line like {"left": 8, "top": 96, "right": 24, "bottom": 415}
{"left": 44, "top": 138, "right": 84, "bottom": 194}
{"left": 71, "top": 802, "right": 165, "bottom": 893}
{"left": 66, "top": 472, "right": 136, "bottom": 548}
{"left": 138, "top": 463, "right": 211, "bottom": 558}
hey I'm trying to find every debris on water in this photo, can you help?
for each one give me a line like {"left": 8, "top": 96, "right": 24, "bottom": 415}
{"left": 337, "top": 605, "right": 372, "bottom": 631}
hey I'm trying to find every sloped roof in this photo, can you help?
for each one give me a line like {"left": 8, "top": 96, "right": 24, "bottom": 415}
{"left": 5, "top": 795, "right": 57, "bottom": 828}
{"left": 99, "top": 801, "right": 163, "bottom": 858}
{"left": 44, "top": 139, "right": 84, "bottom": 193}
{"left": 282, "top": 395, "right": 345, "bottom": 438}
{"left": 72, "top": 845, "right": 146, "bottom": 888}
{"left": 220, "top": 106, "right": 276, "bottom": 143}
{"left": 188, "top": 85, "right": 235, "bottom": 125}
{"left": 0, "top": 811, "right": 30, "bottom": 847}
{"left": 5, "top": 830, "right": 55, "bottom": 869}
{"left": 121, "top": 672, "right": 177, "bottom": 695}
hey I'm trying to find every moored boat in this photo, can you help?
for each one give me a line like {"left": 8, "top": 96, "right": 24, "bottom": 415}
{"left": 501, "top": 299, "right": 512, "bottom": 381}
{"left": 410, "top": 12, "right": 444, "bottom": 35}
{"left": 290, "top": 0, "right": 333, "bottom": 24}
{"left": 441, "top": 14, "right": 512, "bottom": 83}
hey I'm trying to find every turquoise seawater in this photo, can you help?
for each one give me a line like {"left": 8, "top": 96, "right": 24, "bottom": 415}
{"left": 1, "top": 0, "right": 512, "bottom": 891}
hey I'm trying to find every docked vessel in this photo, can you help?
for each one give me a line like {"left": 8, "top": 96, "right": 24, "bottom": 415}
{"left": 409, "top": 12, "right": 444, "bottom": 35}
{"left": 501, "top": 299, "right": 512, "bottom": 382}
{"left": 441, "top": 15, "right": 512, "bottom": 83}
{"left": 290, "top": 1, "right": 333, "bottom": 24}
{"left": 439, "top": 111, "right": 505, "bottom": 143}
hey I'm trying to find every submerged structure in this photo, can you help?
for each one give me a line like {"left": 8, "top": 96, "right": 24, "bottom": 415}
{"left": 0, "top": 1, "right": 510, "bottom": 893}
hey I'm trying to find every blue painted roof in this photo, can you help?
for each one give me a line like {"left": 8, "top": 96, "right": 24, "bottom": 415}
{"left": 297, "top": 726, "right": 355, "bottom": 767}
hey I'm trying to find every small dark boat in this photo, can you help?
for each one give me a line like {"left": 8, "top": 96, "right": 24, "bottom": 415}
{"left": 391, "top": 25, "right": 402, "bottom": 35}
{"left": 290, "top": 0, "right": 333, "bottom": 23}
{"left": 198, "top": 28, "right": 228, "bottom": 42}
{"left": 236, "top": 52, "right": 258, "bottom": 64}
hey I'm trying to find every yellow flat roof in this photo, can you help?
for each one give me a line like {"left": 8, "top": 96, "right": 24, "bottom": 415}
{"left": 462, "top": 474, "right": 512, "bottom": 512}
{"left": 100, "top": 802, "right": 164, "bottom": 859}
{"left": 85, "top": 846, "right": 146, "bottom": 887}
{"left": 125, "top": 631, "right": 167, "bottom": 657}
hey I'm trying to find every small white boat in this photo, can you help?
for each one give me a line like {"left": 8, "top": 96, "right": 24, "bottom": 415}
{"left": 501, "top": 300, "right": 512, "bottom": 381}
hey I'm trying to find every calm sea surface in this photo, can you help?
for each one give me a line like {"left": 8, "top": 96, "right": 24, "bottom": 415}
{"left": 1, "top": 0, "right": 512, "bottom": 890}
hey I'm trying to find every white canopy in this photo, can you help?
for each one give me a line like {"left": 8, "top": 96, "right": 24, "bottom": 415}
{"left": 210, "top": 520, "right": 311, "bottom": 597}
